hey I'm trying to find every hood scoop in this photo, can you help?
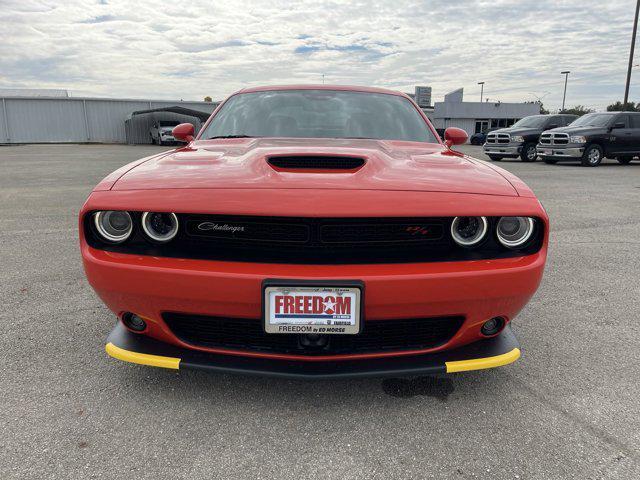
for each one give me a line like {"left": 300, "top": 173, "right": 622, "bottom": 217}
{"left": 267, "top": 155, "right": 365, "bottom": 172}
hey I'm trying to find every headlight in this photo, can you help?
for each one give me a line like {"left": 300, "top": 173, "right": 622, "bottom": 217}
{"left": 93, "top": 211, "right": 132, "bottom": 243}
{"left": 570, "top": 136, "right": 586, "bottom": 144}
{"left": 451, "top": 216, "right": 488, "bottom": 247}
{"left": 496, "top": 217, "right": 535, "bottom": 248}
{"left": 142, "top": 212, "right": 179, "bottom": 242}
{"left": 510, "top": 135, "right": 524, "bottom": 143}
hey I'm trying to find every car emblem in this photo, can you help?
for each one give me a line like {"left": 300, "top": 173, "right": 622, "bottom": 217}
{"left": 197, "top": 222, "right": 245, "bottom": 233}
{"left": 405, "top": 226, "right": 430, "bottom": 236}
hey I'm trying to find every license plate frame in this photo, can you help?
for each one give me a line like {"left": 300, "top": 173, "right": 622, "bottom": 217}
{"left": 262, "top": 279, "right": 364, "bottom": 335}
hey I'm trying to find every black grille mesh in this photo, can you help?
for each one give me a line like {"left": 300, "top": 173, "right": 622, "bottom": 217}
{"left": 163, "top": 313, "right": 464, "bottom": 355}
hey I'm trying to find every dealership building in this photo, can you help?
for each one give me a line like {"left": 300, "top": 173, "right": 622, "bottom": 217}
{"left": 425, "top": 88, "right": 541, "bottom": 137}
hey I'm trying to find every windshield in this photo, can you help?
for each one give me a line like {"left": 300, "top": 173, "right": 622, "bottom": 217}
{"left": 159, "top": 121, "right": 179, "bottom": 127}
{"left": 569, "top": 114, "right": 614, "bottom": 127}
{"left": 510, "top": 116, "right": 548, "bottom": 128}
{"left": 200, "top": 90, "right": 436, "bottom": 142}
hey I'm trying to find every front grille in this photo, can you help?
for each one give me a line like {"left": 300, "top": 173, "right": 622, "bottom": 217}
{"left": 163, "top": 313, "right": 464, "bottom": 355}
{"left": 268, "top": 156, "right": 365, "bottom": 170}
{"left": 185, "top": 216, "right": 310, "bottom": 243}
{"left": 320, "top": 222, "right": 443, "bottom": 243}
{"left": 85, "top": 214, "right": 545, "bottom": 264}
{"left": 552, "top": 133, "right": 569, "bottom": 145}
{"left": 540, "top": 133, "right": 569, "bottom": 145}
{"left": 487, "top": 133, "right": 510, "bottom": 144}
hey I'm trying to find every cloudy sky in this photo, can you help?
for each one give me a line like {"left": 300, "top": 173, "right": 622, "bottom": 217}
{"left": 1, "top": 0, "right": 638, "bottom": 110}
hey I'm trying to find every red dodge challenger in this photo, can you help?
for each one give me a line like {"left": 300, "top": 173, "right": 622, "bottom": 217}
{"left": 80, "top": 85, "right": 548, "bottom": 378}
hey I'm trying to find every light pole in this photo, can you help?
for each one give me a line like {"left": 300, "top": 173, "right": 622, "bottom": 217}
{"left": 624, "top": 0, "right": 640, "bottom": 108}
{"left": 478, "top": 82, "right": 485, "bottom": 102}
{"left": 561, "top": 71, "right": 570, "bottom": 112}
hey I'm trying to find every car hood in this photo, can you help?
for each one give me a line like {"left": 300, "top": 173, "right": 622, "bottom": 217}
{"left": 491, "top": 127, "right": 542, "bottom": 136}
{"left": 112, "top": 138, "right": 518, "bottom": 196}
{"left": 544, "top": 126, "right": 603, "bottom": 134}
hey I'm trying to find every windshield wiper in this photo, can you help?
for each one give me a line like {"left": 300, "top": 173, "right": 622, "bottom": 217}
{"left": 206, "top": 135, "right": 257, "bottom": 139}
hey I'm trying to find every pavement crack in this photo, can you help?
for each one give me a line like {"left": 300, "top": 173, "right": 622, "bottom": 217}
{"left": 511, "top": 375, "right": 638, "bottom": 461}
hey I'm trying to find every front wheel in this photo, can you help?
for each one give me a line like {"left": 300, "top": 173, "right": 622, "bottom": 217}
{"left": 581, "top": 144, "right": 603, "bottom": 167}
{"left": 487, "top": 155, "right": 503, "bottom": 161}
{"left": 520, "top": 143, "right": 538, "bottom": 162}
{"left": 617, "top": 156, "right": 633, "bottom": 165}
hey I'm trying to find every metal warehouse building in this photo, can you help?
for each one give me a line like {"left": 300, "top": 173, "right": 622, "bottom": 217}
{"left": 0, "top": 93, "right": 219, "bottom": 144}
{"left": 427, "top": 88, "right": 541, "bottom": 138}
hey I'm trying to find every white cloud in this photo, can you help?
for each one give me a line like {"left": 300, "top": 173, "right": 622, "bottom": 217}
{"left": 0, "top": 0, "right": 637, "bottom": 110}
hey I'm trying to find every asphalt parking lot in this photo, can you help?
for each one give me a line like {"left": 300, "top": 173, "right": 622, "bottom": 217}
{"left": 1, "top": 143, "right": 639, "bottom": 479}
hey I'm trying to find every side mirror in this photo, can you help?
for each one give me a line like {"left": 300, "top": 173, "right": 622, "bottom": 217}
{"left": 172, "top": 123, "right": 195, "bottom": 142}
{"left": 444, "top": 127, "right": 468, "bottom": 147}
{"left": 612, "top": 122, "right": 626, "bottom": 129}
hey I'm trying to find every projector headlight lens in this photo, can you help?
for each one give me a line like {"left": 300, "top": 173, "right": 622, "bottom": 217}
{"left": 93, "top": 211, "right": 132, "bottom": 243}
{"left": 141, "top": 212, "right": 179, "bottom": 242}
{"left": 451, "top": 216, "right": 488, "bottom": 247}
{"left": 497, "top": 216, "right": 535, "bottom": 248}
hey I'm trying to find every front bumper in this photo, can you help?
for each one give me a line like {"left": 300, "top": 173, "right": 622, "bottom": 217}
{"left": 106, "top": 321, "right": 521, "bottom": 378}
{"left": 483, "top": 144, "right": 522, "bottom": 157}
{"left": 536, "top": 146, "right": 584, "bottom": 158}
{"left": 83, "top": 243, "right": 545, "bottom": 362}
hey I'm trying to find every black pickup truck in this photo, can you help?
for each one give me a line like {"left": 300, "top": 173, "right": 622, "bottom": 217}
{"left": 483, "top": 114, "right": 578, "bottom": 162}
{"left": 537, "top": 112, "right": 640, "bottom": 166}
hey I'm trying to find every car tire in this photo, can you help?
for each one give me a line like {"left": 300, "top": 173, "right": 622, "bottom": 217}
{"left": 581, "top": 144, "right": 603, "bottom": 167}
{"left": 471, "top": 138, "right": 481, "bottom": 146}
{"left": 617, "top": 156, "right": 633, "bottom": 165}
{"left": 520, "top": 143, "right": 538, "bottom": 162}
{"left": 543, "top": 158, "right": 558, "bottom": 164}
{"left": 487, "top": 155, "right": 502, "bottom": 161}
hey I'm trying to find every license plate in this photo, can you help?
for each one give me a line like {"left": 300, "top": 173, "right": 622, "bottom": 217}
{"left": 263, "top": 282, "right": 362, "bottom": 335}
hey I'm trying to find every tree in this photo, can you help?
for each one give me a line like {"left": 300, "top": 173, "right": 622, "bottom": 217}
{"left": 525, "top": 100, "right": 549, "bottom": 114}
{"left": 606, "top": 101, "right": 640, "bottom": 112}
{"left": 560, "top": 105, "right": 593, "bottom": 116}
{"left": 204, "top": 96, "right": 213, "bottom": 102}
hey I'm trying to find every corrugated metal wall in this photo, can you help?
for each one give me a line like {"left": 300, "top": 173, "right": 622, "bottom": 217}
{"left": 0, "top": 97, "right": 219, "bottom": 144}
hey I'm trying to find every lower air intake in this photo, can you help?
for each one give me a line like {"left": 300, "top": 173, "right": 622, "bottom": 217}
{"left": 163, "top": 313, "right": 464, "bottom": 356}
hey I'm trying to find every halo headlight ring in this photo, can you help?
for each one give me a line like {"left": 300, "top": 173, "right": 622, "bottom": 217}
{"left": 141, "top": 212, "right": 179, "bottom": 243}
{"left": 496, "top": 216, "right": 535, "bottom": 248}
{"left": 450, "top": 216, "right": 489, "bottom": 247}
{"left": 93, "top": 210, "right": 133, "bottom": 244}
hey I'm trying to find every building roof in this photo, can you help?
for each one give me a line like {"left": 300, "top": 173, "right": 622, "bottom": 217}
{"left": 127, "top": 106, "right": 214, "bottom": 122}
{"left": 0, "top": 88, "right": 69, "bottom": 98}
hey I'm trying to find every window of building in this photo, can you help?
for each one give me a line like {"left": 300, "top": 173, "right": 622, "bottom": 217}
{"left": 474, "top": 119, "right": 489, "bottom": 133}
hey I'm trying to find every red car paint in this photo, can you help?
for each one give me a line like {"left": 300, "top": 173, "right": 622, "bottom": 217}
{"left": 81, "top": 85, "right": 548, "bottom": 366}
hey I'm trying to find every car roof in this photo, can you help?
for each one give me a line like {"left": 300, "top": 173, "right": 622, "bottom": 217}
{"left": 235, "top": 84, "right": 407, "bottom": 97}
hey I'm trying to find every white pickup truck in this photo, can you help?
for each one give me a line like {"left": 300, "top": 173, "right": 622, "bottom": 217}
{"left": 150, "top": 121, "right": 180, "bottom": 145}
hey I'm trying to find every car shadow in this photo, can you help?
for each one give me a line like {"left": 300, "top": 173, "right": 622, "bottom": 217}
{"left": 110, "top": 364, "right": 513, "bottom": 407}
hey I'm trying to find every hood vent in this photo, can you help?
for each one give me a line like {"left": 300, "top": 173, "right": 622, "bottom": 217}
{"left": 268, "top": 156, "right": 365, "bottom": 171}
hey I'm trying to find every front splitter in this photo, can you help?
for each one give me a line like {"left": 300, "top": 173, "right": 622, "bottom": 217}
{"left": 106, "top": 322, "right": 520, "bottom": 379}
